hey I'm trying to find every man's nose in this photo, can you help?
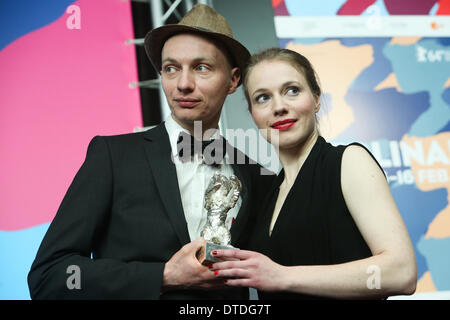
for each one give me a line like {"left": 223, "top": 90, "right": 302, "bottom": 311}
{"left": 177, "top": 69, "right": 195, "bottom": 92}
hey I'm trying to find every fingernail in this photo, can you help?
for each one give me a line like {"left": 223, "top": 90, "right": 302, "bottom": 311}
{"left": 212, "top": 250, "right": 217, "bottom": 256}
{"left": 208, "top": 264, "right": 213, "bottom": 269}
{"left": 214, "top": 271, "right": 219, "bottom": 276}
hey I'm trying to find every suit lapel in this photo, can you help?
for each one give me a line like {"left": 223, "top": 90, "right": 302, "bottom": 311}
{"left": 142, "top": 124, "right": 191, "bottom": 246}
{"left": 142, "top": 127, "right": 254, "bottom": 247}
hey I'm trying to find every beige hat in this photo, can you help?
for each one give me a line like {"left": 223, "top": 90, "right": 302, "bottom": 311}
{"left": 144, "top": 4, "right": 250, "bottom": 86}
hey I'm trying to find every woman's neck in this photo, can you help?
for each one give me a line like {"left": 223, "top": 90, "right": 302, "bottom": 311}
{"left": 278, "top": 131, "right": 319, "bottom": 186}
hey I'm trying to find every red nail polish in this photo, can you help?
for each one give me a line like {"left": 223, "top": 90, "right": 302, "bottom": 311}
{"left": 214, "top": 271, "right": 219, "bottom": 276}
{"left": 212, "top": 250, "right": 217, "bottom": 255}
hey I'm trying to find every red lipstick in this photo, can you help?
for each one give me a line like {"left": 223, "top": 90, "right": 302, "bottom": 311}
{"left": 271, "top": 119, "right": 297, "bottom": 131}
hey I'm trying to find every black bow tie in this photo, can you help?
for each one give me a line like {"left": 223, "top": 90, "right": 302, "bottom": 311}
{"left": 177, "top": 131, "right": 226, "bottom": 165}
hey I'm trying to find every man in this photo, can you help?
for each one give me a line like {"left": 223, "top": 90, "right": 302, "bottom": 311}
{"left": 28, "top": 4, "right": 272, "bottom": 299}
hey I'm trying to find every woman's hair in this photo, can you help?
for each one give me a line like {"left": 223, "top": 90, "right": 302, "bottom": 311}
{"left": 242, "top": 47, "right": 321, "bottom": 109}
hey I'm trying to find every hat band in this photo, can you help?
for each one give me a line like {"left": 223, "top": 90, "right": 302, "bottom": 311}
{"left": 192, "top": 26, "right": 214, "bottom": 33}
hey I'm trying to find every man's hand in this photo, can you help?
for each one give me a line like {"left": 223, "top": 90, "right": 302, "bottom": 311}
{"left": 161, "top": 238, "right": 227, "bottom": 292}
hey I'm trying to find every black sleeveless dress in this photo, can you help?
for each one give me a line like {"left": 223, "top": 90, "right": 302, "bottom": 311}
{"left": 249, "top": 136, "right": 382, "bottom": 300}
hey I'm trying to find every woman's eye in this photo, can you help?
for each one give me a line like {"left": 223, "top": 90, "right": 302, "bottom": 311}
{"left": 286, "top": 86, "right": 299, "bottom": 96}
{"left": 255, "top": 94, "right": 269, "bottom": 104}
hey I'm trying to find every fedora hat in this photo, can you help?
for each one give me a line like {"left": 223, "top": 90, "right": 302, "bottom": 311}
{"left": 144, "top": 4, "right": 250, "bottom": 85}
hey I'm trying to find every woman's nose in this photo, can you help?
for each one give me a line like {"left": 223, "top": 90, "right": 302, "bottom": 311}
{"left": 272, "top": 95, "right": 288, "bottom": 116}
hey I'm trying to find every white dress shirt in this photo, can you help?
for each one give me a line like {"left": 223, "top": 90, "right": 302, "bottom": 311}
{"left": 164, "top": 115, "right": 241, "bottom": 241}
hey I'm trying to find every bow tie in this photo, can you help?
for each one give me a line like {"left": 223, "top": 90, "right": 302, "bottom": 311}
{"left": 177, "top": 131, "right": 226, "bottom": 165}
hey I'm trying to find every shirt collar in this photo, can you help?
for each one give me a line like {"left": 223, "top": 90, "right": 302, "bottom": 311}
{"left": 164, "top": 115, "right": 223, "bottom": 157}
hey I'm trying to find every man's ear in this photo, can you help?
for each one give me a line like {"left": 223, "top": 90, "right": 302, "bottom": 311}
{"left": 227, "top": 67, "right": 241, "bottom": 95}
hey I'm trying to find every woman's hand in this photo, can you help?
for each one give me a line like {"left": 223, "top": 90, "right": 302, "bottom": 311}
{"left": 210, "top": 249, "right": 287, "bottom": 292}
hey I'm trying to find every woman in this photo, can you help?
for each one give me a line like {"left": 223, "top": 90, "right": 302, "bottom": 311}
{"left": 211, "top": 48, "right": 417, "bottom": 299}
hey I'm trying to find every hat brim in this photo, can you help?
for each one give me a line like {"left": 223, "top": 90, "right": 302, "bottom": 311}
{"left": 144, "top": 24, "right": 250, "bottom": 86}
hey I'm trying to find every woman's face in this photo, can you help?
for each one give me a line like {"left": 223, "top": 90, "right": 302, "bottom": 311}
{"left": 246, "top": 59, "right": 320, "bottom": 150}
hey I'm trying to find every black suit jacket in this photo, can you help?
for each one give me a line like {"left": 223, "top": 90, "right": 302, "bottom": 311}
{"left": 28, "top": 123, "right": 273, "bottom": 299}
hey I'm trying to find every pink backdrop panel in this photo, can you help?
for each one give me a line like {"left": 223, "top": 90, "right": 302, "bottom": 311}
{"left": 0, "top": 0, "right": 142, "bottom": 230}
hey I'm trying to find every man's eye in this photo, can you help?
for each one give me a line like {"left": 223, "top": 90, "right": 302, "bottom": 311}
{"left": 163, "top": 66, "right": 177, "bottom": 73}
{"left": 196, "top": 65, "right": 209, "bottom": 72}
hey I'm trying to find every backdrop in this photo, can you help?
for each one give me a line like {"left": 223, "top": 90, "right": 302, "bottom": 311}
{"left": 272, "top": 0, "right": 450, "bottom": 296}
{"left": 1, "top": 0, "right": 449, "bottom": 300}
{"left": 0, "top": 0, "right": 142, "bottom": 299}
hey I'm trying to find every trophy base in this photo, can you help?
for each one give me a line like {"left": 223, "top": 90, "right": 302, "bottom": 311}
{"left": 197, "top": 242, "right": 236, "bottom": 266}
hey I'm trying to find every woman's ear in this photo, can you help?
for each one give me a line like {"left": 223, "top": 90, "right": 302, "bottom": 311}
{"left": 314, "top": 95, "right": 321, "bottom": 113}
{"left": 228, "top": 67, "right": 241, "bottom": 94}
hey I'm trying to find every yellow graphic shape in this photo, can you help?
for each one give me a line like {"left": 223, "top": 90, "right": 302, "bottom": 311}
{"left": 286, "top": 40, "right": 373, "bottom": 140}
{"left": 416, "top": 271, "right": 437, "bottom": 293}
{"left": 374, "top": 72, "right": 402, "bottom": 92}
{"left": 390, "top": 37, "right": 422, "bottom": 45}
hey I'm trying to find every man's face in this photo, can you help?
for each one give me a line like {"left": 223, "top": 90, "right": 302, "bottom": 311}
{"left": 160, "top": 33, "right": 240, "bottom": 134}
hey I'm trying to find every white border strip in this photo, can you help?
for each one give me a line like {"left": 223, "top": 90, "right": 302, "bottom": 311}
{"left": 388, "top": 290, "right": 450, "bottom": 300}
{"left": 274, "top": 16, "right": 450, "bottom": 38}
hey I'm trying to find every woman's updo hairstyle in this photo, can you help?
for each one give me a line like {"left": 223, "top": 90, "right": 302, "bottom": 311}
{"left": 242, "top": 48, "right": 321, "bottom": 110}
